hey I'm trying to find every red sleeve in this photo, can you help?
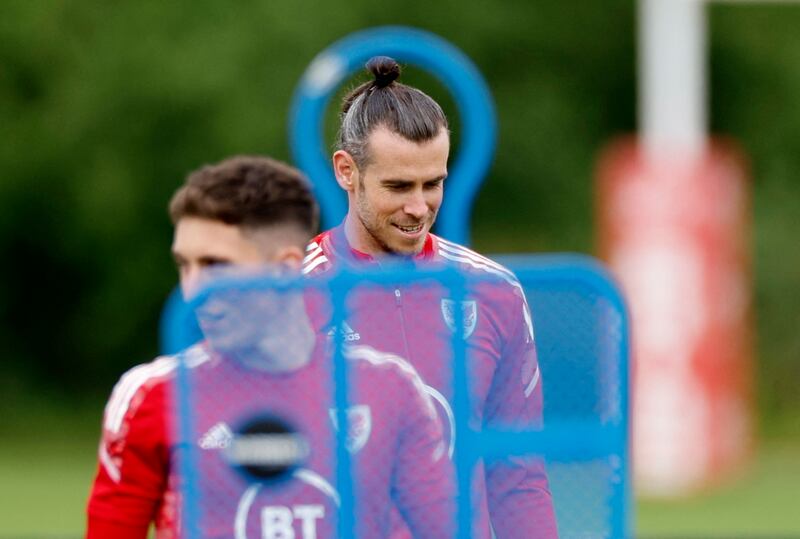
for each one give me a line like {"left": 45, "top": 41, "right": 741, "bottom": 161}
{"left": 484, "top": 287, "right": 559, "bottom": 539}
{"left": 86, "top": 368, "right": 171, "bottom": 538}
{"left": 392, "top": 370, "right": 456, "bottom": 539}
{"left": 85, "top": 517, "right": 150, "bottom": 539}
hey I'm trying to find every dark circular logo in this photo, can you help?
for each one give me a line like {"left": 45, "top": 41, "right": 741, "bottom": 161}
{"left": 224, "top": 415, "right": 310, "bottom": 482}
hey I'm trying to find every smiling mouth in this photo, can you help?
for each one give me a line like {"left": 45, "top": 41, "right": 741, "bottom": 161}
{"left": 394, "top": 223, "right": 424, "bottom": 234}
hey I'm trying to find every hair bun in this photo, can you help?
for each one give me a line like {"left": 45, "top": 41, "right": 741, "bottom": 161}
{"left": 366, "top": 56, "right": 401, "bottom": 88}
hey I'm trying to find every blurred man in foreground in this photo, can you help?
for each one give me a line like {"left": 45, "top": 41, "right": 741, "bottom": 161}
{"left": 86, "top": 155, "right": 454, "bottom": 538}
{"left": 303, "top": 56, "right": 559, "bottom": 538}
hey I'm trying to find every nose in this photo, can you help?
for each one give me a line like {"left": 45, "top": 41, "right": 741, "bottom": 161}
{"left": 403, "top": 189, "right": 428, "bottom": 220}
{"left": 181, "top": 266, "right": 202, "bottom": 300}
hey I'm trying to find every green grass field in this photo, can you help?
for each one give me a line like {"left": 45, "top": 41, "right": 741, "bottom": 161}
{"left": 0, "top": 414, "right": 98, "bottom": 538}
{"left": 637, "top": 441, "right": 800, "bottom": 537}
{"left": 1, "top": 408, "right": 797, "bottom": 538}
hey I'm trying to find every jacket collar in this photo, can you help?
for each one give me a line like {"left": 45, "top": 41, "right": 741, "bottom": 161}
{"left": 329, "top": 221, "right": 437, "bottom": 266}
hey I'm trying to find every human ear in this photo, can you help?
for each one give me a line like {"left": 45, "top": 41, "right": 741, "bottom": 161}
{"left": 274, "top": 245, "right": 305, "bottom": 270}
{"left": 332, "top": 150, "right": 358, "bottom": 192}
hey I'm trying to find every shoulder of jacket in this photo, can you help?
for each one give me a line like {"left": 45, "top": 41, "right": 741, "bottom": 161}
{"left": 103, "top": 344, "right": 210, "bottom": 434}
{"left": 432, "top": 235, "right": 522, "bottom": 290}
{"left": 343, "top": 345, "right": 437, "bottom": 416}
{"left": 343, "top": 345, "right": 425, "bottom": 387}
{"left": 303, "top": 233, "right": 334, "bottom": 275}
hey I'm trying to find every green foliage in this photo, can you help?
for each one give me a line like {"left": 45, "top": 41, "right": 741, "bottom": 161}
{"left": 710, "top": 4, "right": 800, "bottom": 437}
{"left": 0, "top": 1, "right": 796, "bottom": 434}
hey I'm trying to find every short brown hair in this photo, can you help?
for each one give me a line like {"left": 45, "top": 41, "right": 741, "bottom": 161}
{"left": 169, "top": 155, "right": 319, "bottom": 236}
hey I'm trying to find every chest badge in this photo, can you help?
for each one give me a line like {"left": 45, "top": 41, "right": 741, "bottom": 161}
{"left": 441, "top": 299, "right": 478, "bottom": 339}
{"left": 329, "top": 405, "right": 372, "bottom": 454}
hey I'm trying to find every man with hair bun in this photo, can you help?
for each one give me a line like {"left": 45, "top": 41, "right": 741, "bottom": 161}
{"left": 303, "top": 57, "right": 559, "bottom": 538}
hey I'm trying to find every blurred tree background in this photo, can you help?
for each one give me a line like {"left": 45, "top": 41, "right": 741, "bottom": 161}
{"left": 0, "top": 0, "right": 797, "bottom": 442}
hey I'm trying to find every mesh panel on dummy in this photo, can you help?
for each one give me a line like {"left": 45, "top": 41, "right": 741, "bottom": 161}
{"left": 166, "top": 258, "right": 629, "bottom": 539}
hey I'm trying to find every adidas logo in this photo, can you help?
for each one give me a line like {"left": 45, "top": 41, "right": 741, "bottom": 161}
{"left": 198, "top": 422, "right": 233, "bottom": 450}
{"left": 327, "top": 321, "right": 361, "bottom": 342}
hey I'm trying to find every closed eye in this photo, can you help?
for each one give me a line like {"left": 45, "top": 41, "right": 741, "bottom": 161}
{"left": 381, "top": 177, "right": 445, "bottom": 192}
{"left": 383, "top": 181, "right": 413, "bottom": 192}
{"left": 424, "top": 178, "right": 444, "bottom": 190}
{"left": 197, "top": 256, "right": 231, "bottom": 269}
{"left": 172, "top": 253, "right": 232, "bottom": 272}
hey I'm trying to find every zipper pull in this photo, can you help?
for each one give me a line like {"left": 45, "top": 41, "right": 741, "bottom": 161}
{"left": 394, "top": 288, "right": 402, "bottom": 306}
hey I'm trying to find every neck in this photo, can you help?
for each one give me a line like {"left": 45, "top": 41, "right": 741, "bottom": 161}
{"left": 237, "top": 328, "right": 315, "bottom": 373}
{"left": 215, "top": 295, "right": 316, "bottom": 373}
{"left": 343, "top": 213, "right": 379, "bottom": 256}
{"left": 343, "top": 213, "right": 417, "bottom": 259}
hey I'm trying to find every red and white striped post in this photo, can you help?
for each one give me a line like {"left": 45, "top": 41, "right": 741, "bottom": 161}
{"left": 597, "top": 139, "right": 753, "bottom": 496}
{"left": 597, "top": 0, "right": 754, "bottom": 496}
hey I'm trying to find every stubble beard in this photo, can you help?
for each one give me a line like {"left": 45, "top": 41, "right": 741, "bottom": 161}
{"left": 356, "top": 196, "right": 399, "bottom": 255}
{"left": 355, "top": 189, "right": 427, "bottom": 257}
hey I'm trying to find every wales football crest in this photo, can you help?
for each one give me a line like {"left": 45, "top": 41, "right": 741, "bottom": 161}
{"left": 328, "top": 405, "right": 372, "bottom": 454}
{"left": 441, "top": 299, "right": 478, "bottom": 339}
